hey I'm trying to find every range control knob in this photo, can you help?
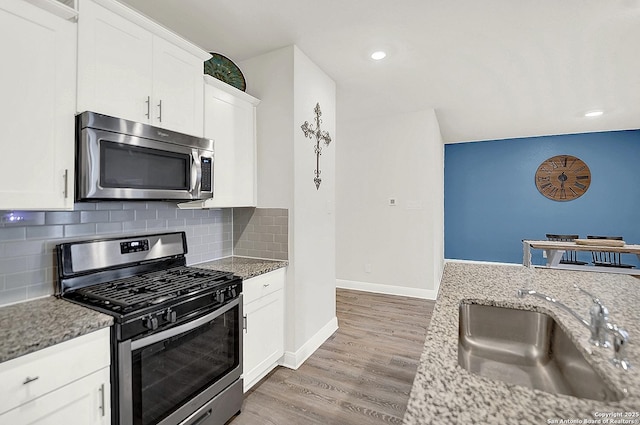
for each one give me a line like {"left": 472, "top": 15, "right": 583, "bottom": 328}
{"left": 143, "top": 316, "right": 159, "bottom": 331}
{"left": 215, "top": 290, "right": 225, "bottom": 304}
{"left": 230, "top": 286, "right": 237, "bottom": 298}
{"left": 164, "top": 309, "right": 177, "bottom": 323}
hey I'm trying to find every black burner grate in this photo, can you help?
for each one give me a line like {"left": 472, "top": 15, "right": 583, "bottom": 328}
{"left": 75, "top": 267, "right": 232, "bottom": 309}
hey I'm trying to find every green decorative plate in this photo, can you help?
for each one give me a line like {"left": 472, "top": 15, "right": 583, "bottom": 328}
{"left": 204, "top": 53, "right": 246, "bottom": 91}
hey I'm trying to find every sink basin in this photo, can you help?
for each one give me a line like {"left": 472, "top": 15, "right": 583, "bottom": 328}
{"left": 458, "top": 302, "right": 622, "bottom": 401}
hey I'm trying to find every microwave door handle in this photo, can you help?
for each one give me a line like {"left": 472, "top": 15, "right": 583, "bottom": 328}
{"left": 191, "top": 150, "right": 201, "bottom": 197}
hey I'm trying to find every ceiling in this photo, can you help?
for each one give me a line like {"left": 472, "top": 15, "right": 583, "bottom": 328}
{"left": 119, "top": 0, "right": 640, "bottom": 143}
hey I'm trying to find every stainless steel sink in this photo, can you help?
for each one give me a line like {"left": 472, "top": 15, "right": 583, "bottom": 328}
{"left": 458, "top": 302, "right": 623, "bottom": 401}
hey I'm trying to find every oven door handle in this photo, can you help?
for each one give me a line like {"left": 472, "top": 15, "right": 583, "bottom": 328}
{"left": 131, "top": 295, "right": 242, "bottom": 351}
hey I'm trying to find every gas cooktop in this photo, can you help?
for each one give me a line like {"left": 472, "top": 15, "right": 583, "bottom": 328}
{"left": 68, "top": 266, "right": 236, "bottom": 314}
{"left": 56, "top": 232, "right": 242, "bottom": 334}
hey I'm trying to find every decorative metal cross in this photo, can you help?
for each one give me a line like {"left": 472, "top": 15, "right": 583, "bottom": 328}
{"left": 300, "top": 103, "right": 332, "bottom": 190}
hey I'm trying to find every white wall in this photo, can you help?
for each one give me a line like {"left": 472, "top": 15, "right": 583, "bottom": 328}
{"left": 240, "top": 46, "right": 294, "bottom": 209}
{"left": 240, "top": 46, "right": 337, "bottom": 367}
{"left": 292, "top": 46, "right": 336, "bottom": 356}
{"left": 336, "top": 109, "right": 444, "bottom": 299}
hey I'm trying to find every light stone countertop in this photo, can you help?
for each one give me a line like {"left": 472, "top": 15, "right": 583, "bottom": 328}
{"left": 194, "top": 256, "right": 288, "bottom": 280}
{"left": 404, "top": 262, "right": 640, "bottom": 424}
{"left": 0, "top": 297, "right": 113, "bottom": 363}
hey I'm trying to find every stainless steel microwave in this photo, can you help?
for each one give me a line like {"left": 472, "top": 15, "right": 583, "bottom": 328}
{"left": 76, "top": 111, "right": 213, "bottom": 201}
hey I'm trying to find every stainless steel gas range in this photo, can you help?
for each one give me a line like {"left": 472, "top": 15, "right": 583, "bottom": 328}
{"left": 56, "top": 232, "right": 243, "bottom": 425}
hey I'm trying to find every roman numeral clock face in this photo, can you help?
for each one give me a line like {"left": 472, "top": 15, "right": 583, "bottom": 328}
{"left": 534, "top": 155, "right": 591, "bottom": 201}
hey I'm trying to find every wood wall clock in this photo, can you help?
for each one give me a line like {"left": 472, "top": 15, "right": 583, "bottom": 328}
{"left": 534, "top": 155, "right": 591, "bottom": 201}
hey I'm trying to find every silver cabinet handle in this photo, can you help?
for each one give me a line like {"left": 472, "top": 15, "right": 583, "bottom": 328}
{"left": 145, "top": 96, "right": 150, "bottom": 119}
{"left": 243, "top": 314, "right": 247, "bottom": 332}
{"left": 157, "top": 99, "right": 162, "bottom": 122}
{"left": 63, "top": 169, "right": 68, "bottom": 198}
{"left": 23, "top": 376, "right": 39, "bottom": 385}
{"left": 98, "top": 383, "right": 105, "bottom": 416}
{"left": 263, "top": 283, "right": 270, "bottom": 287}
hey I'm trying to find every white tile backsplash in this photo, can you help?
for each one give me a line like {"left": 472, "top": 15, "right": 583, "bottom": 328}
{"left": 26, "top": 225, "right": 63, "bottom": 240}
{"left": 80, "top": 210, "right": 110, "bottom": 223}
{"left": 0, "top": 202, "right": 233, "bottom": 306}
{"left": 0, "top": 227, "right": 26, "bottom": 242}
{"left": 64, "top": 223, "right": 97, "bottom": 237}
{"left": 45, "top": 211, "right": 80, "bottom": 225}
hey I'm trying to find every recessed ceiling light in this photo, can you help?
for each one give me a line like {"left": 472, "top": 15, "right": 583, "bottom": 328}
{"left": 584, "top": 110, "right": 604, "bottom": 117}
{"left": 371, "top": 51, "right": 386, "bottom": 60}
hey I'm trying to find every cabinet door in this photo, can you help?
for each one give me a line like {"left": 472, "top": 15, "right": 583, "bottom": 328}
{"left": 243, "top": 288, "right": 284, "bottom": 391}
{"left": 152, "top": 37, "right": 204, "bottom": 136}
{"left": 0, "top": 1, "right": 75, "bottom": 210}
{"left": 77, "top": 0, "right": 153, "bottom": 123}
{"left": 204, "top": 82, "right": 257, "bottom": 207}
{"left": 0, "top": 367, "right": 110, "bottom": 425}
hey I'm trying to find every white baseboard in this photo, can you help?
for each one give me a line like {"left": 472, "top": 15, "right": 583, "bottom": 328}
{"left": 280, "top": 316, "right": 338, "bottom": 370}
{"left": 336, "top": 279, "right": 438, "bottom": 300}
{"left": 444, "top": 258, "right": 522, "bottom": 267}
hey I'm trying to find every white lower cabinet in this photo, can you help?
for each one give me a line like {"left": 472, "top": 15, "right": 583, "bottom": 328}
{"left": 0, "top": 328, "right": 111, "bottom": 424}
{"left": 0, "top": 367, "right": 110, "bottom": 425}
{"left": 243, "top": 268, "right": 285, "bottom": 392}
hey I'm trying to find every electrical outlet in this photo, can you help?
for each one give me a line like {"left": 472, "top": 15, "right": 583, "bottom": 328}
{"left": 543, "top": 251, "right": 547, "bottom": 258}
{"left": 388, "top": 198, "right": 397, "bottom": 206}
{"left": 365, "top": 263, "right": 372, "bottom": 273}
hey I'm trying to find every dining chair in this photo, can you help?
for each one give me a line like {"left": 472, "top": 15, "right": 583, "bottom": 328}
{"left": 586, "top": 235, "right": 635, "bottom": 268}
{"left": 545, "top": 234, "right": 588, "bottom": 265}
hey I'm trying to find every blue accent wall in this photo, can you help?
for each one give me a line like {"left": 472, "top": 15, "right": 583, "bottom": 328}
{"left": 444, "top": 130, "right": 640, "bottom": 267}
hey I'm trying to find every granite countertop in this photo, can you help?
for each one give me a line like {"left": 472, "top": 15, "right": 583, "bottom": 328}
{"left": 0, "top": 297, "right": 113, "bottom": 364}
{"left": 404, "top": 262, "right": 640, "bottom": 424}
{"left": 194, "top": 256, "right": 288, "bottom": 279}
{"left": 0, "top": 257, "right": 285, "bottom": 365}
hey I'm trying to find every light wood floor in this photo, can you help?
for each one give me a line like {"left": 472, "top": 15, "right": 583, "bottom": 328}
{"left": 228, "top": 288, "right": 435, "bottom": 425}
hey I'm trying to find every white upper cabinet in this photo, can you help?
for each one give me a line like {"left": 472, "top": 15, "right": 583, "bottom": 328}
{"left": 76, "top": 0, "right": 153, "bottom": 124}
{"left": 0, "top": 0, "right": 76, "bottom": 210}
{"left": 77, "top": 0, "right": 209, "bottom": 137}
{"left": 152, "top": 38, "right": 205, "bottom": 135}
{"left": 203, "top": 76, "right": 259, "bottom": 207}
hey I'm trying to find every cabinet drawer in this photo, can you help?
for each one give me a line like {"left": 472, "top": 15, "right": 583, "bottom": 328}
{"left": 242, "top": 268, "right": 286, "bottom": 305}
{"left": 0, "top": 327, "right": 110, "bottom": 415}
{"left": 0, "top": 366, "right": 110, "bottom": 425}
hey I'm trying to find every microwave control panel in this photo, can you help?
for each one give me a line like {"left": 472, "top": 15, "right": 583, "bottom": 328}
{"left": 201, "top": 157, "right": 212, "bottom": 192}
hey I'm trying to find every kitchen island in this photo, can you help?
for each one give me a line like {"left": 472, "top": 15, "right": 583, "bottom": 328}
{"left": 404, "top": 262, "right": 640, "bottom": 424}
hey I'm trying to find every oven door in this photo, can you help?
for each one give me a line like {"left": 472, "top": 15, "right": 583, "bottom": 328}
{"left": 117, "top": 296, "right": 242, "bottom": 425}
{"left": 77, "top": 127, "right": 213, "bottom": 201}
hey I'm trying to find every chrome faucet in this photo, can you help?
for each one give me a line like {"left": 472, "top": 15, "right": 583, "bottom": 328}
{"left": 516, "top": 285, "right": 630, "bottom": 370}
{"left": 574, "top": 286, "right": 610, "bottom": 347}
{"left": 607, "top": 323, "right": 631, "bottom": 370}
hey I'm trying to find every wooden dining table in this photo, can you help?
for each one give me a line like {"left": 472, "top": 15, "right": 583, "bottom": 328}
{"left": 522, "top": 239, "right": 640, "bottom": 275}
